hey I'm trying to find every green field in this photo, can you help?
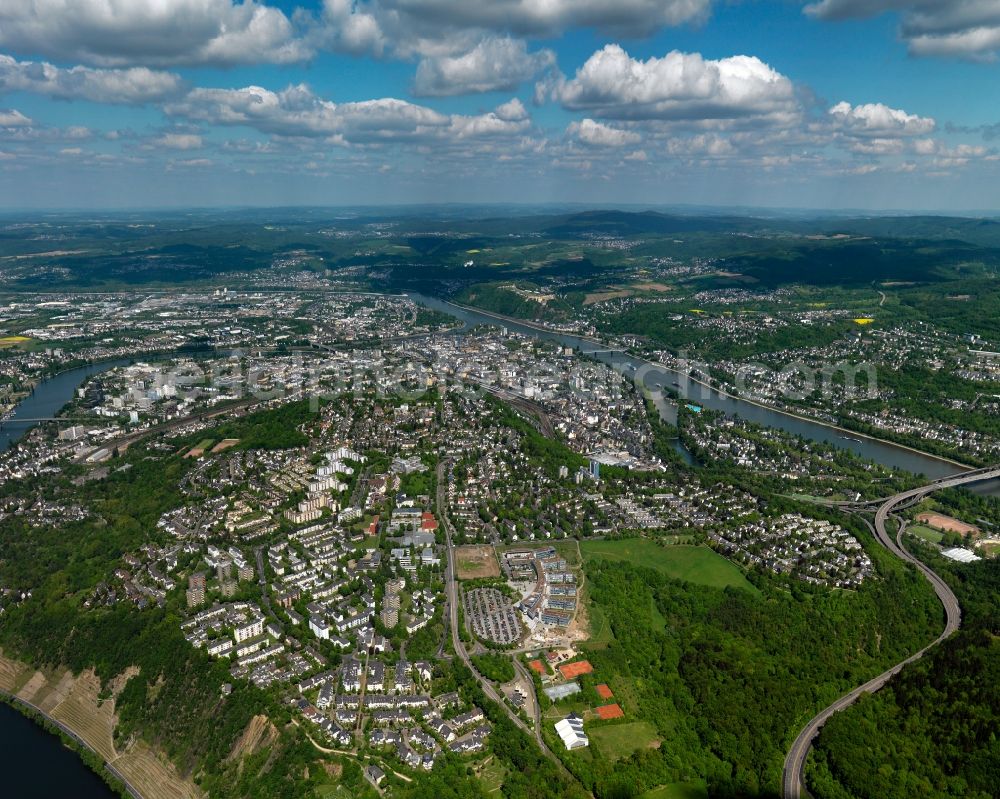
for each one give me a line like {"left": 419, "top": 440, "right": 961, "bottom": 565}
{"left": 580, "top": 540, "right": 756, "bottom": 593}
{"left": 476, "top": 757, "right": 507, "bottom": 793}
{"left": 589, "top": 721, "right": 659, "bottom": 761}
{"left": 909, "top": 524, "right": 944, "bottom": 543}
{"left": 640, "top": 781, "right": 708, "bottom": 799}
{"left": 581, "top": 584, "right": 615, "bottom": 649}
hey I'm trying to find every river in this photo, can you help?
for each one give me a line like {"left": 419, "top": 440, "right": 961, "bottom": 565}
{"left": 0, "top": 298, "right": 993, "bottom": 792}
{"left": 0, "top": 359, "right": 133, "bottom": 451}
{"left": 408, "top": 293, "right": 1000, "bottom": 490}
{"left": 0, "top": 702, "right": 117, "bottom": 799}
{"left": 0, "top": 363, "right": 127, "bottom": 799}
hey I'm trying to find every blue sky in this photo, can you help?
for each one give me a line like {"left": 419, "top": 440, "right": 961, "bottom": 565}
{"left": 2, "top": 0, "right": 1000, "bottom": 210}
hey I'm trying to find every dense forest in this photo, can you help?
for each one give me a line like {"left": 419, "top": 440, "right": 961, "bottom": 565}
{"left": 807, "top": 557, "right": 1000, "bottom": 799}
{"left": 564, "top": 547, "right": 943, "bottom": 798}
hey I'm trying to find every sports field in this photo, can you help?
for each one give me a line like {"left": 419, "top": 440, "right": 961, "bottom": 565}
{"left": 916, "top": 512, "right": 979, "bottom": 536}
{"left": 908, "top": 524, "right": 944, "bottom": 544}
{"left": 581, "top": 540, "right": 756, "bottom": 592}
{"left": 589, "top": 721, "right": 659, "bottom": 761}
{"left": 185, "top": 439, "right": 215, "bottom": 458}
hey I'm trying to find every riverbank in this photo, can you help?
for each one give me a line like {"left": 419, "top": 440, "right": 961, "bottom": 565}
{"left": 0, "top": 650, "right": 201, "bottom": 799}
{"left": 667, "top": 370, "right": 975, "bottom": 472}
{"left": 433, "top": 296, "right": 976, "bottom": 476}
{"left": 0, "top": 699, "right": 122, "bottom": 799}
{"left": 0, "top": 692, "right": 133, "bottom": 799}
{"left": 442, "top": 298, "right": 608, "bottom": 346}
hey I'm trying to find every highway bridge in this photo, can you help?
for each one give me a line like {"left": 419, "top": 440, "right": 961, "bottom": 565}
{"left": 782, "top": 464, "right": 1000, "bottom": 799}
{"left": 824, "top": 462, "right": 1000, "bottom": 511}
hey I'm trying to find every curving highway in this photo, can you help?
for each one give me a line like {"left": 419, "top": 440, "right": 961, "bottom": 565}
{"left": 782, "top": 465, "right": 1000, "bottom": 799}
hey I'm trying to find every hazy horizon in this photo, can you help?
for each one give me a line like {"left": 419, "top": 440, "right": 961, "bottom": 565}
{"left": 2, "top": 2, "right": 1000, "bottom": 210}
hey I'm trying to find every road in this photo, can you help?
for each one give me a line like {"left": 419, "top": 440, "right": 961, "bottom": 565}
{"left": 254, "top": 546, "right": 272, "bottom": 615}
{"left": 782, "top": 465, "right": 1000, "bottom": 798}
{"left": 435, "top": 459, "right": 568, "bottom": 772}
{"left": 512, "top": 658, "right": 543, "bottom": 736}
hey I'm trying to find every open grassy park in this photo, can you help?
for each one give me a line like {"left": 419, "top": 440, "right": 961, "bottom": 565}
{"left": 580, "top": 540, "right": 756, "bottom": 593}
{"left": 582, "top": 587, "right": 615, "bottom": 650}
{"left": 588, "top": 721, "right": 659, "bottom": 761}
{"left": 475, "top": 756, "right": 507, "bottom": 793}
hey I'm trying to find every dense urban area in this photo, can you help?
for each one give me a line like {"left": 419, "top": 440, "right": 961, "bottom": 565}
{"left": 0, "top": 209, "right": 998, "bottom": 799}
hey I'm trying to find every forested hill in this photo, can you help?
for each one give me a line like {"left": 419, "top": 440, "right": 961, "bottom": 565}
{"left": 557, "top": 531, "right": 942, "bottom": 799}
{"left": 807, "top": 557, "right": 1000, "bottom": 799}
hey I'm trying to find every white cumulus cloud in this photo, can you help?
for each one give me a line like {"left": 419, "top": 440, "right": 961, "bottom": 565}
{"left": 165, "top": 83, "right": 531, "bottom": 145}
{"left": 805, "top": 0, "right": 1000, "bottom": 60}
{"left": 0, "top": 108, "right": 32, "bottom": 127}
{"left": 413, "top": 37, "right": 555, "bottom": 96}
{"left": 548, "top": 45, "right": 799, "bottom": 124}
{"left": 0, "top": 0, "right": 308, "bottom": 67}
{"left": 494, "top": 98, "right": 529, "bottom": 122}
{"left": 374, "top": 0, "right": 711, "bottom": 38}
{"left": 152, "top": 133, "right": 204, "bottom": 150}
{"left": 0, "top": 55, "right": 185, "bottom": 104}
{"left": 828, "top": 101, "right": 935, "bottom": 137}
{"left": 567, "top": 119, "right": 641, "bottom": 147}
{"left": 305, "top": 0, "right": 386, "bottom": 56}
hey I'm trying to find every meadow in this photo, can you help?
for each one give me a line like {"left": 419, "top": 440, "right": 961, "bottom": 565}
{"left": 588, "top": 721, "right": 659, "bottom": 761}
{"left": 580, "top": 540, "right": 756, "bottom": 593}
{"left": 908, "top": 524, "right": 944, "bottom": 544}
